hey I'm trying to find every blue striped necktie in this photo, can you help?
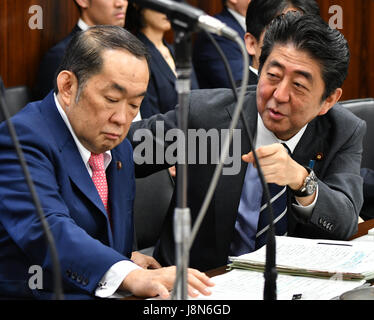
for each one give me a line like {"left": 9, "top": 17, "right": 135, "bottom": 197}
{"left": 255, "top": 143, "right": 290, "bottom": 250}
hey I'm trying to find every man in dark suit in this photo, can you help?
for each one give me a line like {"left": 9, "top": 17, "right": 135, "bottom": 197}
{"left": 192, "top": 0, "right": 251, "bottom": 89}
{"left": 239, "top": 0, "right": 321, "bottom": 87}
{"left": 34, "top": 0, "right": 128, "bottom": 100}
{"left": 129, "top": 13, "right": 365, "bottom": 271}
{"left": 0, "top": 26, "right": 213, "bottom": 300}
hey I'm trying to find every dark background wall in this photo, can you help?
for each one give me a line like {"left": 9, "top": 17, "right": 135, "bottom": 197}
{"left": 1, "top": 0, "right": 373, "bottom": 101}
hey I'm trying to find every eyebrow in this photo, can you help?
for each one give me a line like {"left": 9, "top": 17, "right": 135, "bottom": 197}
{"left": 108, "top": 82, "right": 147, "bottom": 97}
{"left": 268, "top": 60, "right": 313, "bottom": 83}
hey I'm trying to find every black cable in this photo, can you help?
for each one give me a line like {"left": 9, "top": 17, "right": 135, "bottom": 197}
{"left": 200, "top": 31, "right": 277, "bottom": 300}
{"left": 0, "top": 77, "right": 64, "bottom": 300}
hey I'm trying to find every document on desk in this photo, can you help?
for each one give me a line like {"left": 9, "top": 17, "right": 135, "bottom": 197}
{"left": 192, "top": 269, "right": 366, "bottom": 300}
{"left": 229, "top": 236, "right": 374, "bottom": 280}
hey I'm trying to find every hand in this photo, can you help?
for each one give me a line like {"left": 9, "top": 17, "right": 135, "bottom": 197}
{"left": 242, "top": 143, "right": 317, "bottom": 206}
{"left": 242, "top": 143, "right": 307, "bottom": 190}
{"left": 168, "top": 166, "right": 176, "bottom": 177}
{"left": 121, "top": 266, "right": 215, "bottom": 299}
{"left": 131, "top": 251, "right": 162, "bottom": 269}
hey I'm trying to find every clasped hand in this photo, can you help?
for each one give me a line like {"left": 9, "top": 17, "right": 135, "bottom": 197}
{"left": 242, "top": 143, "right": 307, "bottom": 191}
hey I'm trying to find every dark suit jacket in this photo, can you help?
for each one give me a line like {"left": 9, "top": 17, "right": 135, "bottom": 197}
{"left": 192, "top": 8, "right": 250, "bottom": 89}
{"left": 0, "top": 92, "right": 135, "bottom": 299}
{"left": 33, "top": 25, "right": 82, "bottom": 100}
{"left": 360, "top": 168, "right": 374, "bottom": 220}
{"left": 138, "top": 33, "right": 199, "bottom": 119}
{"left": 236, "top": 68, "right": 258, "bottom": 88}
{"left": 129, "top": 87, "right": 366, "bottom": 271}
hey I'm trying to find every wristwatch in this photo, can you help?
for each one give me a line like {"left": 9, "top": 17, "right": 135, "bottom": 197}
{"left": 293, "top": 166, "right": 317, "bottom": 197}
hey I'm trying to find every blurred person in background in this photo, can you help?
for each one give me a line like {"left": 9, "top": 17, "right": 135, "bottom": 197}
{"left": 125, "top": 0, "right": 199, "bottom": 119}
{"left": 34, "top": 0, "right": 128, "bottom": 100}
{"left": 192, "top": 0, "right": 251, "bottom": 89}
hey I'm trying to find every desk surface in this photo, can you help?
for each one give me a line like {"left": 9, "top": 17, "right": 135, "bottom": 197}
{"left": 350, "top": 218, "right": 374, "bottom": 240}
{"left": 125, "top": 219, "right": 374, "bottom": 300}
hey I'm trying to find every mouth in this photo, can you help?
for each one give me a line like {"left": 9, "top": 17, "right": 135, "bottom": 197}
{"left": 115, "top": 13, "right": 125, "bottom": 19}
{"left": 267, "top": 107, "right": 286, "bottom": 120}
{"left": 104, "top": 133, "right": 121, "bottom": 140}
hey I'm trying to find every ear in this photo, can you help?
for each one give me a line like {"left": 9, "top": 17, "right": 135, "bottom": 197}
{"left": 318, "top": 88, "right": 343, "bottom": 116}
{"left": 56, "top": 71, "right": 79, "bottom": 109}
{"left": 244, "top": 32, "right": 258, "bottom": 56}
{"left": 74, "top": 0, "right": 90, "bottom": 10}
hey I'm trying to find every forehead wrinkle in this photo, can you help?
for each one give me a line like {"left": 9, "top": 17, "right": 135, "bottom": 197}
{"left": 109, "top": 82, "right": 127, "bottom": 94}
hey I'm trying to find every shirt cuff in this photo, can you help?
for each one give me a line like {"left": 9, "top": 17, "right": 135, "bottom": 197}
{"left": 292, "top": 184, "right": 319, "bottom": 217}
{"left": 95, "top": 260, "right": 141, "bottom": 298}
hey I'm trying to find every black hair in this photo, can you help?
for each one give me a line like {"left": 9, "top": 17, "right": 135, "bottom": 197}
{"left": 246, "top": 0, "right": 320, "bottom": 40}
{"left": 259, "top": 12, "right": 350, "bottom": 101}
{"left": 54, "top": 25, "right": 150, "bottom": 100}
{"left": 124, "top": 1, "right": 146, "bottom": 35}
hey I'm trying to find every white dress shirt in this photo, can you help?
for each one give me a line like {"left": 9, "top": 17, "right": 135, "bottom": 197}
{"left": 249, "top": 66, "right": 259, "bottom": 76}
{"left": 77, "top": 18, "right": 89, "bottom": 31}
{"left": 54, "top": 94, "right": 140, "bottom": 298}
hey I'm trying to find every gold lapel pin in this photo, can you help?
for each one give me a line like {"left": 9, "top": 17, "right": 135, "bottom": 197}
{"left": 316, "top": 152, "right": 323, "bottom": 161}
{"left": 116, "top": 161, "right": 122, "bottom": 170}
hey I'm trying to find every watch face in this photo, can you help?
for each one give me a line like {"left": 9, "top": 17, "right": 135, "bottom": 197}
{"left": 294, "top": 169, "right": 317, "bottom": 197}
{"left": 306, "top": 181, "right": 316, "bottom": 194}
{"left": 305, "top": 175, "right": 317, "bottom": 195}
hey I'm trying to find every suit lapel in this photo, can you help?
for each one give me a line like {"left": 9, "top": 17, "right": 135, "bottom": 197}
{"left": 213, "top": 92, "right": 258, "bottom": 255}
{"left": 221, "top": 8, "right": 246, "bottom": 39}
{"left": 106, "top": 149, "right": 131, "bottom": 253}
{"left": 40, "top": 93, "right": 114, "bottom": 246}
{"left": 292, "top": 116, "right": 330, "bottom": 174}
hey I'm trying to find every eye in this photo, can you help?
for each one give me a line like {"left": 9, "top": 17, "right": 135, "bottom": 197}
{"left": 105, "top": 97, "right": 119, "bottom": 103}
{"left": 293, "top": 82, "right": 307, "bottom": 91}
{"left": 267, "top": 72, "right": 279, "bottom": 80}
{"left": 130, "top": 104, "right": 140, "bottom": 110}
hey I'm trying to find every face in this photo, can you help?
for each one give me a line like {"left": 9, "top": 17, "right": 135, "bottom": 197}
{"left": 81, "top": 0, "right": 128, "bottom": 27}
{"left": 142, "top": 9, "right": 171, "bottom": 33}
{"left": 58, "top": 49, "right": 149, "bottom": 154}
{"left": 228, "top": 0, "right": 251, "bottom": 17}
{"left": 256, "top": 44, "right": 340, "bottom": 141}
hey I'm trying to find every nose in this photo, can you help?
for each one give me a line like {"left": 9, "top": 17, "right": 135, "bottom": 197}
{"left": 115, "top": 0, "right": 127, "bottom": 8}
{"left": 273, "top": 79, "right": 291, "bottom": 104}
{"left": 111, "top": 104, "right": 128, "bottom": 126}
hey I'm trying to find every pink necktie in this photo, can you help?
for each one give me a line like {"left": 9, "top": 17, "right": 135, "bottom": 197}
{"left": 88, "top": 153, "right": 110, "bottom": 217}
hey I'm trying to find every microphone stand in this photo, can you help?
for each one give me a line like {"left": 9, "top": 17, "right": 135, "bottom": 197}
{"left": 172, "top": 26, "right": 193, "bottom": 300}
{"left": 0, "top": 78, "right": 64, "bottom": 300}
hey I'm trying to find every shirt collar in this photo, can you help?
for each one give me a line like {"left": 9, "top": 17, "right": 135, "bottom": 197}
{"left": 249, "top": 66, "right": 259, "bottom": 76}
{"left": 54, "top": 94, "right": 112, "bottom": 173}
{"left": 77, "top": 18, "right": 90, "bottom": 31}
{"left": 255, "top": 113, "right": 307, "bottom": 153}
{"left": 227, "top": 8, "right": 246, "bottom": 31}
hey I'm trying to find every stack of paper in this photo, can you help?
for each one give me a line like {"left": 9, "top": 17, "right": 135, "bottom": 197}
{"left": 229, "top": 236, "right": 374, "bottom": 280}
{"left": 192, "top": 269, "right": 366, "bottom": 300}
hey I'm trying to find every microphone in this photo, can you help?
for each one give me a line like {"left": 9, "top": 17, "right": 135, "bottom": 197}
{"left": 132, "top": 0, "right": 238, "bottom": 39}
